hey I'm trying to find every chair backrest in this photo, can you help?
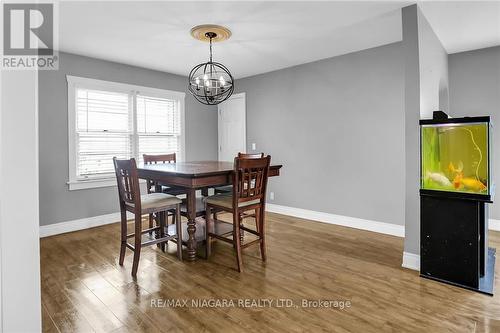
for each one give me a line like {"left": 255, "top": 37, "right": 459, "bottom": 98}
{"left": 113, "top": 157, "right": 141, "bottom": 209}
{"left": 143, "top": 153, "right": 176, "bottom": 193}
{"left": 143, "top": 153, "right": 176, "bottom": 164}
{"left": 233, "top": 155, "right": 271, "bottom": 205}
{"left": 238, "top": 152, "right": 264, "bottom": 159}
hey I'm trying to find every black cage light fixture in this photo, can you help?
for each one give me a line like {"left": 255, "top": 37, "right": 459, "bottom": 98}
{"left": 188, "top": 25, "right": 234, "bottom": 105}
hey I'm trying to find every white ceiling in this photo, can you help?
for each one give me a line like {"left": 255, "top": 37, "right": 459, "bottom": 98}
{"left": 418, "top": 1, "right": 500, "bottom": 54}
{"left": 59, "top": 1, "right": 408, "bottom": 78}
{"left": 59, "top": 1, "right": 500, "bottom": 79}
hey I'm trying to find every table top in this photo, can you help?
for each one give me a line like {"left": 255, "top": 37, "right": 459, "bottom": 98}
{"left": 137, "top": 160, "right": 282, "bottom": 178}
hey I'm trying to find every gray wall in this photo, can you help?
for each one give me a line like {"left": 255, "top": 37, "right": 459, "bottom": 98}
{"left": 236, "top": 42, "right": 405, "bottom": 226}
{"left": 402, "top": 5, "right": 450, "bottom": 255}
{"left": 418, "top": 8, "right": 449, "bottom": 117}
{"left": 39, "top": 52, "right": 217, "bottom": 226}
{"left": 449, "top": 46, "right": 500, "bottom": 220}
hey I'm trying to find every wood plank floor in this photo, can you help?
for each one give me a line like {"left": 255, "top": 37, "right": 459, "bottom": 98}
{"left": 40, "top": 212, "right": 500, "bottom": 333}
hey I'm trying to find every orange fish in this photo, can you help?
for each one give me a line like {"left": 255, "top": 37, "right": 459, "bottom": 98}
{"left": 453, "top": 173, "right": 487, "bottom": 192}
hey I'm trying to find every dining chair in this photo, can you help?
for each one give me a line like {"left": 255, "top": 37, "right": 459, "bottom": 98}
{"left": 213, "top": 152, "right": 265, "bottom": 232}
{"left": 143, "top": 153, "right": 185, "bottom": 196}
{"left": 214, "top": 153, "right": 265, "bottom": 195}
{"left": 204, "top": 154, "right": 271, "bottom": 272}
{"left": 113, "top": 157, "right": 182, "bottom": 277}
{"left": 143, "top": 153, "right": 185, "bottom": 232}
{"left": 143, "top": 152, "right": 209, "bottom": 216}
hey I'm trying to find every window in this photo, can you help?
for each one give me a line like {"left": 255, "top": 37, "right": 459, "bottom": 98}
{"left": 76, "top": 89, "right": 132, "bottom": 178}
{"left": 136, "top": 94, "right": 181, "bottom": 164}
{"left": 67, "top": 76, "right": 185, "bottom": 190}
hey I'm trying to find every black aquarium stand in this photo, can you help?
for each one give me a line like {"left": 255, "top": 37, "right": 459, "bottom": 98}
{"left": 420, "top": 190, "right": 496, "bottom": 295}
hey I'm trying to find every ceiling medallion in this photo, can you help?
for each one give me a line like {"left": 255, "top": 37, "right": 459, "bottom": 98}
{"left": 188, "top": 25, "right": 234, "bottom": 105}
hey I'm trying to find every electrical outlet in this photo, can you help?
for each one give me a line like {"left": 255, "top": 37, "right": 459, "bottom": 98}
{"left": 251, "top": 143, "right": 256, "bottom": 151}
{"left": 269, "top": 192, "right": 275, "bottom": 200}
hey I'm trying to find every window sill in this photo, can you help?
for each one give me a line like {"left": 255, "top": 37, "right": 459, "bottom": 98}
{"left": 67, "top": 178, "right": 117, "bottom": 191}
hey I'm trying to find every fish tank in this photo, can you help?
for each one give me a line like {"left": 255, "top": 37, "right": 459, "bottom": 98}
{"left": 420, "top": 116, "right": 492, "bottom": 201}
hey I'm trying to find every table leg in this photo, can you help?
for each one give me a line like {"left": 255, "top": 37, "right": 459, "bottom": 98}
{"left": 186, "top": 188, "right": 197, "bottom": 261}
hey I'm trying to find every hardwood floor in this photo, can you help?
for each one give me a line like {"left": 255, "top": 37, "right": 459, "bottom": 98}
{"left": 41, "top": 212, "right": 500, "bottom": 333}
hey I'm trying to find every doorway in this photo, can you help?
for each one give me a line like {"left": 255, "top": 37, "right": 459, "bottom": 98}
{"left": 218, "top": 92, "right": 246, "bottom": 161}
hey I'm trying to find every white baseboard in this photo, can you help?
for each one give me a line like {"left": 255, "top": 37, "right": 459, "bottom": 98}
{"left": 39, "top": 212, "right": 132, "bottom": 238}
{"left": 265, "top": 203, "right": 405, "bottom": 237}
{"left": 402, "top": 252, "right": 420, "bottom": 271}
{"left": 490, "top": 219, "right": 500, "bottom": 231}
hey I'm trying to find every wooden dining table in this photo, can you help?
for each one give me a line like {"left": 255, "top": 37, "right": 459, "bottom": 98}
{"left": 137, "top": 161, "right": 283, "bottom": 261}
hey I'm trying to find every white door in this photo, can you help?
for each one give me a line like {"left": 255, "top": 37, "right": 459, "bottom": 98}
{"left": 218, "top": 93, "right": 246, "bottom": 162}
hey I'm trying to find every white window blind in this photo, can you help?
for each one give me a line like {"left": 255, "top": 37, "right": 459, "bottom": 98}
{"left": 76, "top": 88, "right": 132, "bottom": 178}
{"left": 67, "top": 76, "right": 185, "bottom": 189}
{"left": 136, "top": 94, "right": 180, "bottom": 164}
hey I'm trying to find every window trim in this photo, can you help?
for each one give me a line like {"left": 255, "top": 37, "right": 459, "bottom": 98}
{"left": 66, "top": 75, "right": 186, "bottom": 190}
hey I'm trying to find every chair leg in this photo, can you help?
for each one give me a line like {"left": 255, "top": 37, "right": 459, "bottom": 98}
{"left": 155, "top": 213, "right": 162, "bottom": 249}
{"left": 148, "top": 213, "right": 154, "bottom": 237}
{"left": 169, "top": 209, "right": 174, "bottom": 225}
{"left": 239, "top": 213, "right": 244, "bottom": 242}
{"left": 255, "top": 208, "right": 260, "bottom": 234}
{"left": 131, "top": 214, "right": 142, "bottom": 277}
{"left": 175, "top": 205, "right": 182, "bottom": 261}
{"left": 258, "top": 207, "right": 266, "bottom": 262}
{"left": 205, "top": 205, "right": 212, "bottom": 259}
{"left": 233, "top": 212, "right": 243, "bottom": 272}
{"left": 159, "top": 211, "right": 166, "bottom": 252}
{"left": 119, "top": 209, "right": 127, "bottom": 266}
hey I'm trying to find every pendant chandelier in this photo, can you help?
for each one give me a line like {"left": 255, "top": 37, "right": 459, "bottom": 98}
{"left": 188, "top": 25, "right": 234, "bottom": 105}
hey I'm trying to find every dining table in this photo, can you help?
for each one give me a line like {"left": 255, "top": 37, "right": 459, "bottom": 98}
{"left": 136, "top": 160, "right": 283, "bottom": 261}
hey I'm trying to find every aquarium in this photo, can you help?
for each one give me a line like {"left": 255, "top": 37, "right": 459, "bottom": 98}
{"left": 420, "top": 117, "right": 491, "bottom": 197}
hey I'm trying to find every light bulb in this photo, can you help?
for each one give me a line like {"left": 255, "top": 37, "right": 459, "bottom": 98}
{"left": 203, "top": 74, "right": 208, "bottom": 81}
{"left": 195, "top": 77, "right": 200, "bottom": 85}
{"left": 219, "top": 76, "right": 225, "bottom": 86}
{"left": 205, "top": 80, "right": 210, "bottom": 87}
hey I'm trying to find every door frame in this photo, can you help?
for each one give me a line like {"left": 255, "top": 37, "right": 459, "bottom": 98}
{"left": 218, "top": 92, "right": 246, "bottom": 161}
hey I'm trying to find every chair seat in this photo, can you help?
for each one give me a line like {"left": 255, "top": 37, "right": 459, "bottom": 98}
{"left": 126, "top": 193, "right": 181, "bottom": 212}
{"left": 205, "top": 194, "right": 260, "bottom": 209}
